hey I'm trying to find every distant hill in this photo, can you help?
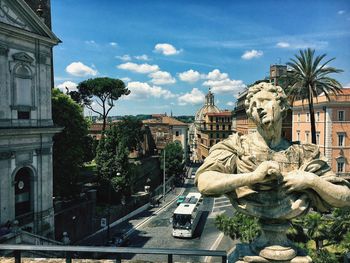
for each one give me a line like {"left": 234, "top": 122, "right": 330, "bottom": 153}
{"left": 175, "top": 115, "right": 195, "bottom": 123}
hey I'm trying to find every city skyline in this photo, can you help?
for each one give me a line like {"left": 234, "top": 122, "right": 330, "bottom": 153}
{"left": 52, "top": 0, "right": 350, "bottom": 116}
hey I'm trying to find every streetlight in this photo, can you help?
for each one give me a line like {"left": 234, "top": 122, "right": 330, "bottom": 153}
{"left": 107, "top": 172, "right": 120, "bottom": 242}
{"left": 163, "top": 148, "right": 166, "bottom": 202}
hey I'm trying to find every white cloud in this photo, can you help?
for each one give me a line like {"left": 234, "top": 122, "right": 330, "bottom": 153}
{"left": 178, "top": 88, "right": 205, "bottom": 105}
{"left": 276, "top": 40, "right": 328, "bottom": 50}
{"left": 66, "top": 62, "right": 98, "bottom": 77}
{"left": 276, "top": 42, "right": 290, "bottom": 48}
{"left": 154, "top": 43, "right": 181, "bottom": 56}
{"left": 126, "top": 81, "right": 176, "bottom": 100}
{"left": 117, "top": 62, "right": 159, "bottom": 74}
{"left": 85, "top": 40, "right": 97, "bottom": 45}
{"left": 134, "top": 54, "right": 150, "bottom": 61}
{"left": 121, "top": 77, "right": 131, "bottom": 83}
{"left": 202, "top": 69, "right": 246, "bottom": 95}
{"left": 56, "top": 81, "right": 78, "bottom": 92}
{"left": 179, "top": 69, "right": 201, "bottom": 83}
{"left": 110, "top": 42, "right": 118, "bottom": 47}
{"left": 226, "top": 101, "right": 235, "bottom": 107}
{"left": 338, "top": 10, "right": 345, "bottom": 15}
{"left": 241, "top": 50, "right": 263, "bottom": 60}
{"left": 149, "top": 71, "right": 176, "bottom": 85}
{"left": 116, "top": 54, "right": 131, "bottom": 61}
{"left": 206, "top": 69, "right": 228, "bottom": 81}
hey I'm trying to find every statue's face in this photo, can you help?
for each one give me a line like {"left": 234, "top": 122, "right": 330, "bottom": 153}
{"left": 250, "top": 90, "right": 282, "bottom": 128}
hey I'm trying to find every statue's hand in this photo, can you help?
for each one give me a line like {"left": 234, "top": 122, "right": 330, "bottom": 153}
{"left": 251, "top": 161, "right": 280, "bottom": 184}
{"left": 283, "top": 170, "right": 316, "bottom": 193}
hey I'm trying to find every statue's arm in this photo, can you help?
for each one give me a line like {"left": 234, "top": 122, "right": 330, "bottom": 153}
{"left": 197, "top": 170, "right": 256, "bottom": 195}
{"left": 197, "top": 161, "right": 280, "bottom": 196}
{"left": 283, "top": 171, "right": 350, "bottom": 207}
{"left": 309, "top": 175, "right": 350, "bottom": 207}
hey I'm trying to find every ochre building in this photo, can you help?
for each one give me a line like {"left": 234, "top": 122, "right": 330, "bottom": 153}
{"left": 292, "top": 89, "right": 350, "bottom": 177}
{"left": 194, "top": 90, "right": 234, "bottom": 162}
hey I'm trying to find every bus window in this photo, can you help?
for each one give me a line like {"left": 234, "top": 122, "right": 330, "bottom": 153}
{"left": 173, "top": 214, "right": 191, "bottom": 229}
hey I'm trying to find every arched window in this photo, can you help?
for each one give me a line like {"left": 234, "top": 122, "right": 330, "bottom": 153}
{"left": 11, "top": 52, "right": 35, "bottom": 119}
{"left": 14, "top": 167, "right": 33, "bottom": 217}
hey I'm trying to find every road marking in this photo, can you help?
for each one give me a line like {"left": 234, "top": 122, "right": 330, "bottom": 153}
{"left": 204, "top": 232, "right": 225, "bottom": 262}
{"left": 213, "top": 203, "right": 232, "bottom": 210}
{"left": 214, "top": 200, "right": 231, "bottom": 205}
{"left": 125, "top": 183, "right": 187, "bottom": 237}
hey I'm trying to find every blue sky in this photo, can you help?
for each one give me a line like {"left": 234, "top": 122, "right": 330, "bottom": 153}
{"left": 51, "top": 0, "right": 350, "bottom": 116}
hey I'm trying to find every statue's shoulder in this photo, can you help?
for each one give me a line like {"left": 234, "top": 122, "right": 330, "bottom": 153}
{"left": 209, "top": 132, "right": 244, "bottom": 156}
{"left": 294, "top": 142, "right": 321, "bottom": 159}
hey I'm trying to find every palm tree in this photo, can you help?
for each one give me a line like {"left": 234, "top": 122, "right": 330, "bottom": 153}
{"left": 286, "top": 48, "right": 343, "bottom": 144}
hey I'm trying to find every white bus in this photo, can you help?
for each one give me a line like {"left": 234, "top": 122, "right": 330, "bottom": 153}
{"left": 172, "top": 192, "right": 203, "bottom": 238}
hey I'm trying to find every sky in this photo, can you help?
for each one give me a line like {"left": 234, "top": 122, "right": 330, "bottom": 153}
{"left": 51, "top": 0, "right": 350, "bottom": 116}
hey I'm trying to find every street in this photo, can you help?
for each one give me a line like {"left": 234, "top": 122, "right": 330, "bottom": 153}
{"left": 110, "top": 166, "right": 235, "bottom": 262}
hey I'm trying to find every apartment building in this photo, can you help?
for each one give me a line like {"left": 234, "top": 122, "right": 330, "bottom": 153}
{"left": 292, "top": 89, "right": 350, "bottom": 176}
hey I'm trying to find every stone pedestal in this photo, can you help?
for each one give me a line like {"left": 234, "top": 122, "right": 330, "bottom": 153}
{"left": 229, "top": 244, "right": 312, "bottom": 263}
{"left": 228, "top": 221, "right": 312, "bottom": 263}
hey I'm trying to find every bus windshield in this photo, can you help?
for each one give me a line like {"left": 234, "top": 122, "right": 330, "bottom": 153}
{"left": 173, "top": 214, "right": 191, "bottom": 229}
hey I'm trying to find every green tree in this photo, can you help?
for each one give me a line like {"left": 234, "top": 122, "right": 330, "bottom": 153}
{"left": 114, "top": 116, "right": 144, "bottom": 152}
{"left": 52, "top": 89, "right": 91, "bottom": 198}
{"left": 95, "top": 126, "right": 131, "bottom": 202}
{"left": 215, "top": 212, "right": 260, "bottom": 243}
{"left": 76, "top": 77, "right": 130, "bottom": 132}
{"left": 302, "top": 212, "right": 329, "bottom": 250}
{"left": 286, "top": 48, "right": 343, "bottom": 143}
{"left": 161, "top": 142, "right": 184, "bottom": 179}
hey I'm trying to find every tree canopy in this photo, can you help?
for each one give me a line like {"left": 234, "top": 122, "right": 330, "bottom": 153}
{"left": 75, "top": 77, "right": 130, "bottom": 132}
{"left": 160, "top": 142, "right": 184, "bottom": 179}
{"left": 114, "top": 116, "right": 144, "bottom": 152}
{"left": 95, "top": 126, "right": 131, "bottom": 202}
{"left": 286, "top": 48, "right": 343, "bottom": 143}
{"left": 52, "top": 89, "right": 92, "bottom": 198}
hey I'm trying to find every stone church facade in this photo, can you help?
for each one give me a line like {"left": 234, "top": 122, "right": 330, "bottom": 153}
{"left": 0, "top": 0, "right": 60, "bottom": 237}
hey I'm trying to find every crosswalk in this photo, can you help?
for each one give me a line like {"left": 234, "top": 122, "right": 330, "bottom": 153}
{"left": 209, "top": 196, "right": 232, "bottom": 218}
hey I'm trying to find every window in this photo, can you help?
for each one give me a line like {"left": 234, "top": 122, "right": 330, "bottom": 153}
{"left": 216, "top": 124, "right": 219, "bottom": 130}
{"left": 18, "top": 111, "right": 30, "bottom": 120}
{"left": 316, "top": 112, "right": 320, "bottom": 122}
{"left": 210, "top": 117, "right": 213, "bottom": 122}
{"left": 210, "top": 125, "right": 213, "bottom": 130}
{"left": 210, "top": 133, "right": 213, "bottom": 139}
{"left": 297, "top": 113, "right": 301, "bottom": 122}
{"left": 175, "top": 131, "right": 179, "bottom": 136}
{"left": 316, "top": 132, "right": 320, "bottom": 145}
{"left": 337, "top": 161, "right": 344, "bottom": 173}
{"left": 338, "top": 111, "right": 345, "bottom": 121}
{"left": 338, "top": 133, "right": 345, "bottom": 147}
{"left": 222, "top": 125, "right": 225, "bottom": 130}
{"left": 306, "top": 113, "right": 310, "bottom": 122}
{"left": 216, "top": 133, "right": 219, "bottom": 139}
{"left": 14, "top": 65, "right": 32, "bottom": 106}
{"left": 305, "top": 132, "right": 310, "bottom": 143}
{"left": 297, "top": 131, "right": 300, "bottom": 141}
{"left": 228, "top": 125, "right": 231, "bottom": 130}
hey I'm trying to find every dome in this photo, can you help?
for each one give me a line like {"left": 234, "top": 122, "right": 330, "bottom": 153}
{"left": 194, "top": 89, "right": 220, "bottom": 127}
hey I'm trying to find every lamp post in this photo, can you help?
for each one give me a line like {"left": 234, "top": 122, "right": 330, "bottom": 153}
{"left": 107, "top": 172, "right": 120, "bottom": 242}
{"left": 163, "top": 148, "right": 166, "bottom": 202}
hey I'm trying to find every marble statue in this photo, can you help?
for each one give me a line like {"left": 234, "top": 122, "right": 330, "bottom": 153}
{"left": 195, "top": 82, "right": 350, "bottom": 262}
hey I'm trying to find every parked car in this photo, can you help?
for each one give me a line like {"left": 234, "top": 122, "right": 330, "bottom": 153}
{"left": 108, "top": 231, "right": 129, "bottom": 247}
{"left": 177, "top": 195, "right": 185, "bottom": 206}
